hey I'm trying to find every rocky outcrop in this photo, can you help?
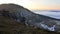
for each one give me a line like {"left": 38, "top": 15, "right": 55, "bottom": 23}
{"left": 0, "top": 3, "right": 60, "bottom": 32}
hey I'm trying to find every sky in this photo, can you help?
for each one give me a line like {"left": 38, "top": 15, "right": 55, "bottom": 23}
{"left": 0, "top": 0, "right": 60, "bottom": 10}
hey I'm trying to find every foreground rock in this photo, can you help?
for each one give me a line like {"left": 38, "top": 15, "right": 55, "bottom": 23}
{"left": 0, "top": 4, "right": 60, "bottom": 33}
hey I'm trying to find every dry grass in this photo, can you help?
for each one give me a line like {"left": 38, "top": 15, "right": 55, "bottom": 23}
{"left": 0, "top": 16, "right": 60, "bottom": 34}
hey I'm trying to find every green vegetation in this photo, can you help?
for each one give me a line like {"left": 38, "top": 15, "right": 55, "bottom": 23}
{"left": 0, "top": 16, "right": 60, "bottom": 34}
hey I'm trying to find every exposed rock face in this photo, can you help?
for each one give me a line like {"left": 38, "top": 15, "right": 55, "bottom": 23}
{"left": 0, "top": 4, "right": 60, "bottom": 32}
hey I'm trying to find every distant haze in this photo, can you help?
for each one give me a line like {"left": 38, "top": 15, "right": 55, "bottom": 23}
{"left": 32, "top": 10, "right": 60, "bottom": 19}
{"left": 0, "top": 0, "right": 60, "bottom": 10}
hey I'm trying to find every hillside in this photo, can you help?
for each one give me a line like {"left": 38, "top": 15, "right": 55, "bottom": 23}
{"left": 0, "top": 15, "right": 60, "bottom": 34}
{"left": 0, "top": 3, "right": 60, "bottom": 34}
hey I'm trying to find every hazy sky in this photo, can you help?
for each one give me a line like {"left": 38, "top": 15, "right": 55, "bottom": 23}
{"left": 0, "top": 0, "right": 60, "bottom": 10}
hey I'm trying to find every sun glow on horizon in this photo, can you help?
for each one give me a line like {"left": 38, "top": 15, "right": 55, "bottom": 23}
{"left": 0, "top": 0, "right": 60, "bottom": 10}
